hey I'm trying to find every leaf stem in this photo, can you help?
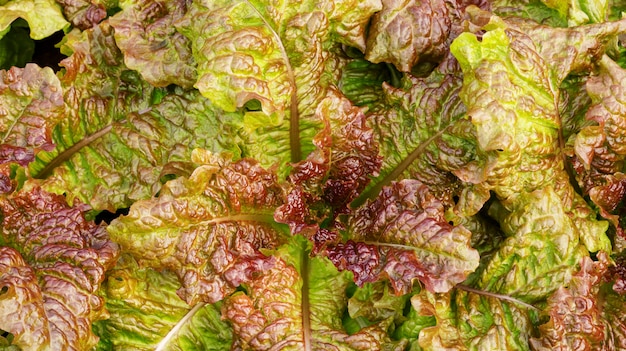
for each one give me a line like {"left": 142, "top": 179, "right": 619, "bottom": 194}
{"left": 155, "top": 303, "right": 205, "bottom": 350}
{"left": 301, "top": 246, "right": 312, "bottom": 351}
{"left": 350, "top": 126, "right": 450, "bottom": 208}
{"left": 456, "top": 284, "right": 540, "bottom": 311}
{"left": 245, "top": 1, "right": 300, "bottom": 162}
{"left": 33, "top": 122, "right": 119, "bottom": 179}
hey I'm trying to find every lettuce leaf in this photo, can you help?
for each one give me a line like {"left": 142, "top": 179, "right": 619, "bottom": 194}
{"left": 107, "top": 151, "right": 288, "bottom": 305}
{"left": 328, "top": 180, "right": 479, "bottom": 295}
{"left": 364, "top": 0, "right": 489, "bottom": 72}
{"left": 30, "top": 22, "right": 243, "bottom": 211}
{"left": 55, "top": 0, "right": 107, "bottom": 30}
{"left": 93, "top": 254, "right": 232, "bottom": 350}
{"left": 4, "top": 1, "right": 626, "bottom": 350}
{"left": 177, "top": 0, "right": 382, "bottom": 167}
{"left": 0, "top": 64, "right": 63, "bottom": 192}
{"left": 571, "top": 55, "right": 626, "bottom": 233}
{"left": 109, "top": 0, "right": 196, "bottom": 88}
{"left": 0, "top": 187, "right": 118, "bottom": 349}
{"left": 222, "top": 236, "right": 407, "bottom": 350}
{"left": 0, "top": 0, "right": 69, "bottom": 40}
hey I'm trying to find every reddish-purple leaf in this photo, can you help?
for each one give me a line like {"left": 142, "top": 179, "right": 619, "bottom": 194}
{"left": 0, "top": 187, "right": 119, "bottom": 350}
{"left": 530, "top": 254, "right": 610, "bottom": 350}
{"left": 330, "top": 180, "right": 479, "bottom": 294}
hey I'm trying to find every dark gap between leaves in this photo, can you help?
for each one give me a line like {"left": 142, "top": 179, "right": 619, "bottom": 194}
{"left": 0, "top": 329, "right": 14, "bottom": 344}
{"left": 95, "top": 208, "right": 130, "bottom": 225}
{"left": 31, "top": 30, "right": 67, "bottom": 72}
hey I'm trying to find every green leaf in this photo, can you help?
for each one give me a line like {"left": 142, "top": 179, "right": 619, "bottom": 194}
{"left": 492, "top": 0, "right": 608, "bottom": 26}
{"left": 107, "top": 152, "right": 289, "bottom": 305}
{"left": 348, "top": 281, "right": 410, "bottom": 324}
{"left": 450, "top": 12, "right": 613, "bottom": 254}
{"left": 412, "top": 289, "right": 536, "bottom": 350}
{"left": 29, "top": 22, "right": 243, "bottom": 211}
{"left": 338, "top": 59, "right": 393, "bottom": 110}
{"left": 0, "top": 22, "right": 34, "bottom": 70}
{"left": 93, "top": 254, "right": 232, "bottom": 351}
{"left": 0, "top": 187, "right": 118, "bottom": 350}
{"left": 479, "top": 187, "right": 590, "bottom": 302}
{"left": 352, "top": 59, "right": 477, "bottom": 208}
{"left": 0, "top": 0, "right": 69, "bottom": 40}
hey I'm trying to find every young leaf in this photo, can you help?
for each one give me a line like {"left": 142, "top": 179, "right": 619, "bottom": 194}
{"left": 0, "top": 187, "right": 119, "bottom": 350}
{"left": 107, "top": 152, "right": 288, "bottom": 305}
{"left": 275, "top": 86, "right": 381, "bottom": 239}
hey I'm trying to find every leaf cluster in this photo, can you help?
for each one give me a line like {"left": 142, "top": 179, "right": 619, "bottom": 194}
{"left": 2, "top": 0, "right": 626, "bottom": 350}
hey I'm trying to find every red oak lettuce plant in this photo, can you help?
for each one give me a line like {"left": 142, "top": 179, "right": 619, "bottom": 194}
{"left": 2, "top": 0, "right": 626, "bottom": 350}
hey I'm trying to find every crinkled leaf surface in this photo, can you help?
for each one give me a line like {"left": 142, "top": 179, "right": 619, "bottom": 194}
{"left": 571, "top": 55, "right": 626, "bottom": 231}
{"left": 109, "top": 0, "right": 196, "bottom": 88}
{"left": 0, "top": 64, "right": 63, "bottom": 154}
{"left": 0, "top": 187, "right": 119, "bottom": 350}
{"left": 55, "top": 0, "right": 107, "bottom": 30}
{"left": 364, "top": 0, "right": 489, "bottom": 72}
{"left": 0, "top": 64, "right": 63, "bottom": 193}
{"left": 29, "top": 22, "right": 243, "bottom": 211}
{"left": 0, "top": 0, "right": 69, "bottom": 40}
{"left": 221, "top": 236, "right": 407, "bottom": 350}
{"left": 177, "top": 0, "right": 382, "bottom": 166}
{"left": 450, "top": 12, "right": 612, "bottom": 253}
{"left": 328, "top": 180, "right": 479, "bottom": 295}
{"left": 412, "top": 288, "right": 535, "bottom": 351}
{"left": 274, "top": 86, "right": 381, "bottom": 240}
{"left": 491, "top": 0, "right": 608, "bottom": 26}
{"left": 530, "top": 254, "right": 609, "bottom": 350}
{"left": 107, "top": 152, "right": 288, "bottom": 305}
{"left": 93, "top": 254, "right": 232, "bottom": 351}
{"left": 352, "top": 58, "right": 478, "bottom": 208}
{"left": 479, "top": 187, "right": 590, "bottom": 301}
